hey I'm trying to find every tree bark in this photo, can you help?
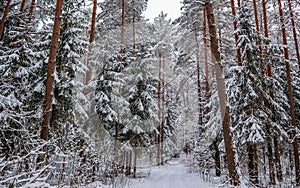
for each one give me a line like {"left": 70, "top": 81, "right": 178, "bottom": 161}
{"left": 262, "top": 0, "right": 282, "bottom": 183}
{"left": 247, "top": 143, "right": 259, "bottom": 186}
{"left": 13, "top": 0, "right": 26, "bottom": 49}
{"left": 120, "top": 0, "right": 125, "bottom": 53}
{"left": 157, "top": 51, "right": 162, "bottom": 166}
{"left": 194, "top": 26, "right": 203, "bottom": 126}
{"left": 26, "top": 0, "right": 36, "bottom": 26}
{"left": 160, "top": 56, "right": 165, "bottom": 165}
{"left": 277, "top": 0, "right": 300, "bottom": 185}
{"left": 0, "top": 0, "right": 11, "bottom": 39}
{"left": 205, "top": 0, "right": 240, "bottom": 186}
{"left": 230, "top": 0, "right": 242, "bottom": 66}
{"left": 133, "top": 147, "right": 137, "bottom": 178}
{"left": 84, "top": 0, "right": 97, "bottom": 85}
{"left": 203, "top": 8, "right": 210, "bottom": 101}
{"left": 41, "top": 0, "right": 64, "bottom": 141}
{"left": 132, "top": 0, "right": 136, "bottom": 53}
{"left": 253, "top": 0, "right": 264, "bottom": 75}
{"left": 287, "top": 0, "right": 300, "bottom": 72}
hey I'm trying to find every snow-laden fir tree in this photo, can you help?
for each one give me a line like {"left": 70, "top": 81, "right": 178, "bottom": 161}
{"left": 228, "top": 2, "right": 288, "bottom": 185}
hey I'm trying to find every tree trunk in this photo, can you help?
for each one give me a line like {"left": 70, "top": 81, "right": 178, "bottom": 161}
{"left": 27, "top": 0, "right": 36, "bottom": 26}
{"left": 157, "top": 51, "right": 162, "bottom": 166}
{"left": 194, "top": 26, "right": 203, "bottom": 126}
{"left": 120, "top": 0, "right": 125, "bottom": 53}
{"left": 274, "top": 138, "right": 283, "bottom": 182}
{"left": 247, "top": 143, "right": 259, "bottom": 186}
{"left": 203, "top": 8, "right": 210, "bottom": 101}
{"left": 205, "top": 0, "right": 240, "bottom": 186}
{"left": 230, "top": 0, "right": 242, "bottom": 66}
{"left": 133, "top": 147, "right": 137, "bottom": 178}
{"left": 0, "top": 0, "right": 11, "bottom": 39}
{"left": 41, "top": 0, "right": 64, "bottom": 141}
{"left": 277, "top": 0, "right": 300, "bottom": 185}
{"left": 84, "top": 0, "right": 97, "bottom": 85}
{"left": 13, "top": 0, "right": 27, "bottom": 49}
{"left": 132, "top": 0, "right": 136, "bottom": 53}
{"left": 253, "top": 0, "right": 264, "bottom": 75}
{"left": 287, "top": 0, "right": 300, "bottom": 72}
{"left": 213, "top": 139, "right": 221, "bottom": 176}
{"left": 160, "top": 56, "right": 165, "bottom": 165}
{"left": 262, "top": 0, "right": 282, "bottom": 183}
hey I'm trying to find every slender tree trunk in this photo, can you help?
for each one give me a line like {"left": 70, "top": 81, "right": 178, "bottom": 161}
{"left": 277, "top": 0, "right": 300, "bottom": 185}
{"left": 274, "top": 138, "right": 283, "bottom": 182}
{"left": 120, "top": 0, "right": 125, "bottom": 53}
{"left": 230, "top": 0, "right": 242, "bottom": 66}
{"left": 84, "top": 0, "right": 97, "bottom": 85}
{"left": 0, "top": 0, "right": 11, "bottom": 39}
{"left": 13, "top": 0, "right": 26, "bottom": 49}
{"left": 253, "top": 0, "right": 264, "bottom": 75}
{"left": 262, "top": 0, "right": 282, "bottom": 183}
{"left": 41, "top": 0, "right": 64, "bottom": 141}
{"left": 247, "top": 143, "right": 259, "bottom": 186}
{"left": 287, "top": 0, "right": 300, "bottom": 72}
{"left": 27, "top": 0, "right": 36, "bottom": 26}
{"left": 160, "top": 57, "right": 165, "bottom": 165}
{"left": 157, "top": 51, "right": 162, "bottom": 166}
{"left": 133, "top": 147, "right": 137, "bottom": 178}
{"left": 205, "top": 1, "right": 239, "bottom": 186}
{"left": 194, "top": 26, "right": 203, "bottom": 126}
{"left": 213, "top": 138, "right": 221, "bottom": 176}
{"left": 203, "top": 8, "right": 210, "bottom": 100}
{"left": 132, "top": 0, "right": 136, "bottom": 53}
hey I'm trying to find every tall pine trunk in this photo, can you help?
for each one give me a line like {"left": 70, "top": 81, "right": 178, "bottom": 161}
{"left": 41, "top": 0, "right": 64, "bottom": 141}
{"left": 247, "top": 143, "right": 259, "bottom": 186}
{"left": 205, "top": 0, "right": 239, "bottom": 185}
{"left": 230, "top": 0, "right": 242, "bottom": 66}
{"left": 27, "top": 0, "right": 36, "bottom": 26}
{"left": 194, "top": 26, "right": 203, "bottom": 126}
{"left": 262, "top": 0, "right": 282, "bottom": 183}
{"left": 13, "top": 0, "right": 26, "bottom": 49}
{"left": 120, "top": 0, "right": 125, "bottom": 53}
{"left": 160, "top": 57, "right": 165, "bottom": 165}
{"left": 277, "top": 0, "right": 300, "bottom": 185}
{"left": 157, "top": 51, "right": 162, "bottom": 166}
{"left": 84, "top": 0, "right": 97, "bottom": 85}
{"left": 203, "top": 8, "right": 210, "bottom": 100}
{"left": 0, "top": 0, "right": 11, "bottom": 39}
{"left": 287, "top": 0, "right": 300, "bottom": 72}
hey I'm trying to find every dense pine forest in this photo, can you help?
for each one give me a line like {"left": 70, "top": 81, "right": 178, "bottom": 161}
{"left": 1, "top": 0, "right": 300, "bottom": 187}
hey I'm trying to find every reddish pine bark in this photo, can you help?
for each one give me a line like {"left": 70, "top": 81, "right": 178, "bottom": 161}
{"left": 27, "top": 0, "right": 36, "bottom": 25}
{"left": 203, "top": 8, "right": 210, "bottom": 99}
{"left": 287, "top": 0, "right": 300, "bottom": 72}
{"left": 205, "top": 0, "right": 240, "bottom": 185}
{"left": 253, "top": 0, "right": 264, "bottom": 75}
{"left": 84, "top": 0, "right": 97, "bottom": 84}
{"left": 0, "top": 0, "right": 11, "bottom": 39}
{"left": 262, "top": 0, "right": 282, "bottom": 183}
{"left": 230, "top": 0, "right": 242, "bottom": 66}
{"left": 13, "top": 0, "right": 27, "bottom": 49}
{"left": 277, "top": 0, "right": 300, "bottom": 185}
{"left": 41, "top": 0, "right": 64, "bottom": 141}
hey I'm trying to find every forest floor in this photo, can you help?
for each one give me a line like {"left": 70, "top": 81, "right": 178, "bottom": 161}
{"left": 129, "top": 156, "right": 217, "bottom": 188}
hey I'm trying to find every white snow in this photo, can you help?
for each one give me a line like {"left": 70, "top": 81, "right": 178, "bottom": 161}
{"left": 130, "top": 158, "right": 216, "bottom": 188}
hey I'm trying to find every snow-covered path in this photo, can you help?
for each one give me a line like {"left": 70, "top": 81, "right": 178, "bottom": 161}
{"left": 130, "top": 158, "right": 215, "bottom": 188}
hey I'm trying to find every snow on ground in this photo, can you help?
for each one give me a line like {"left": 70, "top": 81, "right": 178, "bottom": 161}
{"left": 130, "top": 156, "right": 217, "bottom": 188}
